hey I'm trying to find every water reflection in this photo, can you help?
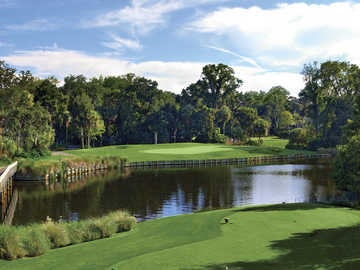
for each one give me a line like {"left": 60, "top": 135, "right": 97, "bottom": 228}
{"left": 13, "top": 159, "right": 335, "bottom": 225}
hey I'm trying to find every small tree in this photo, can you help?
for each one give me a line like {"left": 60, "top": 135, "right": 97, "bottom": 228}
{"left": 253, "top": 118, "right": 270, "bottom": 143}
{"left": 334, "top": 135, "right": 360, "bottom": 195}
{"left": 288, "top": 128, "right": 308, "bottom": 146}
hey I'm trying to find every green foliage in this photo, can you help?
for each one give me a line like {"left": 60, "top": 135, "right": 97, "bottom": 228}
{"left": 66, "top": 222, "right": 87, "bottom": 244}
{"left": 0, "top": 210, "right": 136, "bottom": 260}
{"left": 22, "top": 229, "right": 51, "bottom": 257}
{"left": 0, "top": 226, "right": 25, "bottom": 260}
{"left": 213, "top": 128, "right": 228, "bottom": 144}
{"left": 0, "top": 136, "right": 17, "bottom": 159}
{"left": 334, "top": 135, "right": 360, "bottom": 193}
{"left": 42, "top": 222, "right": 70, "bottom": 248}
{"left": 288, "top": 128, "right": 309, "bottom": 146}
{"left": 246, "top": 138, "right": 263, "bottom": 146}
{"left": 253, "top": 118, "right": 270, "bottom": 142}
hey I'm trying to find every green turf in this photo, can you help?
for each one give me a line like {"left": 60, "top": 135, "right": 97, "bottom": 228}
{"left": 63, "top": 137, "right": 313, "bottom": 163}
{"left": 2, "top": 203, "right": 360, "bottom": 270}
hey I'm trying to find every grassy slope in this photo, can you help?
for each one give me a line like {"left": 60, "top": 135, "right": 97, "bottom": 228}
{"left": 2, "top": 204, "right": 360, "bottom": 270}
{"left": 63, "top": 137, "right": 313, "bottom": 163}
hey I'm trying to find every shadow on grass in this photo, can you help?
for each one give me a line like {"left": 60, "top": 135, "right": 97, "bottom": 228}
{"left": 116, "top": 146, "right": 129, "bottom": 150}
{"left": 233, "top": 145, "right": 303, "bottom": 156}
{"left": 236, "top": 203, "right": 334, "bottom": 213}
{"left": 182, "top": 224, "right": 360, "bottom": 270}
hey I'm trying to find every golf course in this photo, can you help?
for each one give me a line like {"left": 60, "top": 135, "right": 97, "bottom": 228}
{"left": 1, "top": 203, "right": 360, "bottom": 270}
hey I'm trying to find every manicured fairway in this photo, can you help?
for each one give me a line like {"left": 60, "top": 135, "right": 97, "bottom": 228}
{"left": 2, "top": 203, "right": 360, "bottom": 270}
{"left": 63, "top": 137, "right": 313, "bottom": 163}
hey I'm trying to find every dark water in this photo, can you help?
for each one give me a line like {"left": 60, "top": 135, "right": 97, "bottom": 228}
{"left": 13, "top": 159, "right": 335, "bottom": 225}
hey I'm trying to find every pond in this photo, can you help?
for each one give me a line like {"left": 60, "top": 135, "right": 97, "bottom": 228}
{"left": 13, "top": 159, "right": 335, "bottom": 225}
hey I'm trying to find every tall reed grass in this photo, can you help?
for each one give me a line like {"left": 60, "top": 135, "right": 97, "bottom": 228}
{"left": 0, "top": 210, "right": 136, "bottom": 260}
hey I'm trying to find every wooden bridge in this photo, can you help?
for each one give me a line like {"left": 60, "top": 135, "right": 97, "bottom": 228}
{"left": 0, "top": 162, "right": 18, "bottom": 225}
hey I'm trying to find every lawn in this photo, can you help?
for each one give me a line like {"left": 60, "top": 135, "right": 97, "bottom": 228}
{"left": 1, "top": 203, "right": 360, "bottom": 270}
{"left": 63, "top": 137, "right": 313, "bottom": 163}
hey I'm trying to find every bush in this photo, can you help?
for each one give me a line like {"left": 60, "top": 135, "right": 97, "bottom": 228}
{"left": 0, "top": 226, "right": 26, "bottom": 260}
{"left": 246, "top": 139, "right": 263, "bottom": 146}
{"left": 22, "top": 228, "right": 50, "bottom": 257}
{"left": 213, "top": 129, "right": 228, "bottom": 144}
{"left": 42, "top": 222, "right": 70, "bottom": 248}
{"left": 0, "top": 210, "right": 136, "bottom": 260}
{"left": 285, "top": 144, "right": 305, "bottom": 150}
{"left": 93, "top": 218, "right": 118, "bottom": 238}
{"left": 66, "top": 222, "right": 87, "bottom": 244}
{"left": 307, "top": 138, "right": 323, "bottom": 151}
{"left": 107, "top": 211, "right": 137, "bottom": 232}
{"left": 0, "top": 136, "right": 17, "bottom": 159}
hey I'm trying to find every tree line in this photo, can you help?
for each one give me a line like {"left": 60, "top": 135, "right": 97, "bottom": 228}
{"left": 1, "top": 60, "right": 360, "bottom": 161}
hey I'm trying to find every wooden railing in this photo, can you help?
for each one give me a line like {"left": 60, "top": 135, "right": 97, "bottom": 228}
{"left": 0, "top": 161, "right": 17, "bottom": 221}
{"left": 126, "top": 154, "right": 331, "bottom": 168}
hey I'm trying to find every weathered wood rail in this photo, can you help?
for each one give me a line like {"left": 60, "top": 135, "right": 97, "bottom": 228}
{"left": 125, "top": 154, "right": 331, "bottom": 169}
{"left": 0, "top": 161, "right": 18, "bottom": 222}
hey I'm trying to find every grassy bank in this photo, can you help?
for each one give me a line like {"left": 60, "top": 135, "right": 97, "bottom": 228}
{"left": 1, "top": 203, "right": 360, "bottom": 269}
{"left": 64, "top": 137, "right": 313, "bottom": 163}
{"left": 6, "top": 137, "right": 314, "bottom": 176}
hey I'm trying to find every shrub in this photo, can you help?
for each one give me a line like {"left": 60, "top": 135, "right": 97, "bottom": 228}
{"left": 246, "top": 139, "right": 263, "bottom": 146}
{"left": 92, "top": 218, "right": 118, "bottom": 238}
{"left": 307, "top": 137, "right": 323, "bottom": 151}
{"left": 0, "top": 136, "right": 17, "bottom": 159}
{"left": 66, "top": 222, "right": 87, "bottom": 244}
{"left": 22, "top": 228, "right": 50, "bottom": 257}
{"left": 81, "top": 220, "right": 102, "bottom": 242}
{"left": 42, "top": 222, "right": 70, "bottom": 248}
{"left": 285, "top": 143, "right": 305, "bottom": 150}
{"left": 0, "top": 210, "right": 136, "bottom": 260}
{"left": 0, "top": 226, "right": 26, "bottom": 260}
{"left": 107, "top": 211, "right": 137, "bottom": 232}
{"left": 288, "top": 128, "right": 309, "bottom": 146}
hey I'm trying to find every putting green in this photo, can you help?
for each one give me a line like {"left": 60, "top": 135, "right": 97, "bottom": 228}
{"left": 142, "top": 145, "right": 233, "bottom": 155}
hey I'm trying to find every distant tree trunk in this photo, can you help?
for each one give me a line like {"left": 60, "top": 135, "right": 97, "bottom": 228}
{"left": 154, "top": 131, "right": 158, "bottom": 144}
{"left": 173, "top": 128, "right": 177, "bottom": 143}
{"left": 80, "top": 128, "right": 85, "bottom": 149}
{"left": 87, "top": 133, "right": 91, "bottom": 149}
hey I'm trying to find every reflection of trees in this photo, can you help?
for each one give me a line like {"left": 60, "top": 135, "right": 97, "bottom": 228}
{"left": 13, "top": 170, "right": 129, "bottom": 225}
{"left": 231, "top": 167, "right": 253, "bottom": 205}
{"left": 13, "top": 162, "right": 335, "bottom": 225}
{"left": 14, "top": 167, "right": 237, "bottom": 224}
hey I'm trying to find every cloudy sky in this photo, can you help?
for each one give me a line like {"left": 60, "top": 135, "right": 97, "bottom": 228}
{"left": 1, "top": 0, "right": 359, "bottom": 96}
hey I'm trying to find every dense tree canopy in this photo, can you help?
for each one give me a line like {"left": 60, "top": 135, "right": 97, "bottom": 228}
{"left": 1, "top": 60, "right": 359, "bottom": 162}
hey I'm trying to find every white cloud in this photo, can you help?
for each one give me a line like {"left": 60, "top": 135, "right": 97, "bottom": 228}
{"left": 189, "top": 2, "right": 360, "bottom": 68}
{"left": 0, "top": 41, "right": 12, "bottom": 47}
{"left": 206, "top": 45, "right": 262, "bottom": 69}
{"left": 88, "top": 0, "right": 183, "bottom": 34}
{"left": 102, "top": 35, "right": 142, "bottom": 51}
{"left": 87, "top": 0, "right": 231, "bottom": 34}
{"left": 5, "top": 19, "right": 58, "bottom": 31}
{"left": 2, "top": 48, "right": 304, "bottom": 96}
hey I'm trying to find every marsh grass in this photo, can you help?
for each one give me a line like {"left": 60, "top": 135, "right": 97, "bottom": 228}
{"left": 22, "top": 227, "right": 50, "bottom": 257}
{"left": 42, "top": 222, "right": 70, "bottom": 248}
{"left": 0, "top": 210, "right": 136, "bottom": 260}
{"left": 0, "top": 226, "right": 25, "bottom": 260}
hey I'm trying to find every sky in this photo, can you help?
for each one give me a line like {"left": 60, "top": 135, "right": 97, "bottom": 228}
{"left": 1, "top": 0, "right": 360, "bottom": 97}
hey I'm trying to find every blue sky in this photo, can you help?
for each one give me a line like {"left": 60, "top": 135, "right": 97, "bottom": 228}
{"left": 1, "top": 0, "right": 359, "bottom": 96}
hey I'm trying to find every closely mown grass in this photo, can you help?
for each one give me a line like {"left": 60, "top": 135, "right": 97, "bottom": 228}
{"left": 0, "top": 210, "right": 136, "bottom": 260}
{"left": 12, "top": 137, "right": 313, "bottom": 177}
{"left": 64, "top": 137, "right": 313, "bottom": 163}
{"left": 1, "top": 203, "right": 360, "bottom": 269}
